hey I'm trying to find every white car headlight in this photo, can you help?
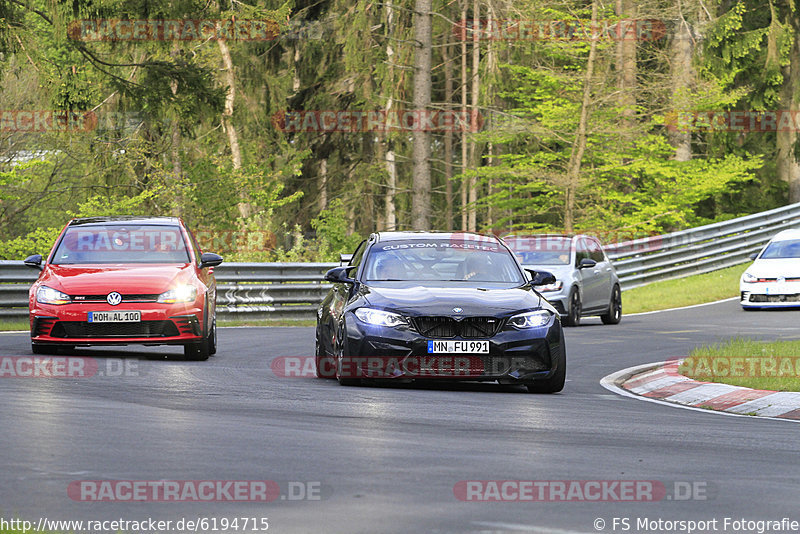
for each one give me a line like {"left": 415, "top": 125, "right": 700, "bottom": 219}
{"left": 158, "top": 285, "right": 198, "bottom": 303}
{"left": 538, "top": 280, "right": 563, "bottom": 292}
{"left": 508, "top": 310, "right": 553, "bottom": 329}
{"left": 354, "top": 308, "right": 407, "bottom": 327}
{"left": 37, "top": 285, "right": 71, "bottom": 305}
{"left": 742, "top": 272, "right": 758, "bottom": 283}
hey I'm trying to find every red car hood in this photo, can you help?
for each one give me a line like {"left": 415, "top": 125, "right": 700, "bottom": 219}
{"left": 42, "top": 264, "right": 193, "bottom": 295}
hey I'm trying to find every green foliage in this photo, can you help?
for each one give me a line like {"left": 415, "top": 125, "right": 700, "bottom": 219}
{"left": 0, "top": 226, "right": 62, "bottom": 260}
{"left": 311, "top": 199, "right": 363, "bottom": 260}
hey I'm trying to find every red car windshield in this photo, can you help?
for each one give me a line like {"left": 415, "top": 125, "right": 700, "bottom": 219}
{"left": 51, "top": 225, "right": 191, "bottom": 264}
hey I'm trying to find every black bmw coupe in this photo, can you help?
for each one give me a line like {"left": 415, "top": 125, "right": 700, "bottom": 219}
{"left": 315, "top": 232, "right": 566, "bottom": 393}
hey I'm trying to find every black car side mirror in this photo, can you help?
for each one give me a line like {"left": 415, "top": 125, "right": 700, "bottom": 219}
{"left": 578, "top": 258, "right": 597, "bottom": 269}
{"left": 200, "top": 252, "right": 224, "bottom": 268}
{"left": 528, "top": 269, "right": 556, "bottom": 286}
{"left": 324, "top": 266, "right": 356, "bottom": 284}
{"left": 749, "top": 252, "right": 758, "bottom": 261}
{"left": 24, "top": 254, "right": 43, "bottom": 270}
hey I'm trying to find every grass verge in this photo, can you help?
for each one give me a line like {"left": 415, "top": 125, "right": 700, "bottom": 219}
{"left": 682, "top": 337, "right": 800, "bottom": 391}
{"left": 622, "top": 263, "right": 746, "bottom": 314}
{"left": 0, "top": 319, "right": 29, "bottom": 332}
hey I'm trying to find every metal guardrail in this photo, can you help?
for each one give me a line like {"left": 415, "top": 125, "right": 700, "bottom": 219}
{"left": 3, "top": 202, "right": 800, "bottom": 321}
{"left": 605, "top": 202, "right": 800, "bottom": 290}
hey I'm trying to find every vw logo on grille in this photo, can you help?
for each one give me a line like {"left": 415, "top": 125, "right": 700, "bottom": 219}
{"left": 106, "top": 292, "right": 122, "bottom": 306}
{"left": 452, "top": 307, "right": 463, "bottom": 313}
{"left": 778, "top": 277, "right": 786, "bottom": 283}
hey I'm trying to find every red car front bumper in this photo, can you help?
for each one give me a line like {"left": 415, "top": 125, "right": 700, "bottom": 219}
{"left": 30, "top": 302, "right": 205, "bottom": 346}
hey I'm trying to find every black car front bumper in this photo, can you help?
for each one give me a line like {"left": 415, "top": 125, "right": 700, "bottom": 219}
{"left": 340, "top": 313, "right": 564, "bottom": 383}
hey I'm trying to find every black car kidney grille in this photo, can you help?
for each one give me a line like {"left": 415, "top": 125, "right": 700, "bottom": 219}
{"left": 50, "top": 320, "right": 180, "bottom": 338}
{"left": 70, "top": 294, "right": 160, "bottom": 303}
{"left": 412, "top": 316, "right": 502, "bottom": 338}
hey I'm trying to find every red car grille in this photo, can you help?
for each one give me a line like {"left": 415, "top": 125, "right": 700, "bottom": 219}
{"left": 411, "top": 316, "right": 503, "bottom": 339}
{"left": 49, "top": 320, "right": 180, "bottom": 338}
{"left": 69, "top": 294, "right": 160, "bottom": 303}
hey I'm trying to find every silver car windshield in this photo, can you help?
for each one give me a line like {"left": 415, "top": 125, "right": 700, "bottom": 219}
{"left": 505, "top": 237, "right": 571, "bottom": 265}
{"left": 363, "top": 240, "right": 525, "bottom": 283}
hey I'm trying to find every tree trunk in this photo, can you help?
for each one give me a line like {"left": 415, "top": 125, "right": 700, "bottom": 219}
{"left": 411, "top": 0, "right": 433, "bottom": 230}
{"left": 443, "top": 42, "right": 454, "bottom": 231}
{"left": 460, "top": 0, "right": 469, "bottom": 231}
{"left": 218, "top": 39, "right": 248, "bottom": 218}
{"left": 384, "top": 0, "right": 397, "bottom": 231}
{"left": 564, "top": 0, "right": 599, "bottom": 232}
{"left": 616, "top": 0, "right": 637, "bottom": 130}
{"left": 777, "top": 0, "right": 800, "bottom": 202}
{"left": 467, "top": 0, "right": 480, "bottom": 232}
{"left": 669, "top": 1, "right": 694, "bottom": 162}
{"left": 318, "top": 158, "right": 328, "bottom": 212}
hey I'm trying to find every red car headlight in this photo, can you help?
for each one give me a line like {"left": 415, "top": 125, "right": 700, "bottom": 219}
{"left": 37, "top": 285, "right": 71, "bottom": 305}
{"left": 157, "top": 285, "right": 198, "bottom": 304}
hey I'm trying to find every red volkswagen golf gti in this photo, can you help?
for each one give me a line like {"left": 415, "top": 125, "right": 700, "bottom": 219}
{"left": 24, "top": 217, "right": 223, "bottom": 360}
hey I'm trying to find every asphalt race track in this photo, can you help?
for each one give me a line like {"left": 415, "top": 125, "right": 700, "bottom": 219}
{"left": 2, "top": 299, "right": 800, "bottom": 534}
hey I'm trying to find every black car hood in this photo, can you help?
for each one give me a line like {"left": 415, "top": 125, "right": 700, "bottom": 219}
{"left": 361, "top": 282, "right": 542, "bottom": 316}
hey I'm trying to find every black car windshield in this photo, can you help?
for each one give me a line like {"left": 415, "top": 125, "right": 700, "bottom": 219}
{"left": 760, "top": 239, "right": 800, "bottom": 259}
{"left": 504, "top": 237, "right": 571, "bottom": 265}
{"left": 51, "top": 225, "right": 191, "bottom": 264}
{"left": 363, "top": 239, "right": 525, "bottom": 283}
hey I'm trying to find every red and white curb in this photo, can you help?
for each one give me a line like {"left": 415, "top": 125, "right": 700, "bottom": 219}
{"left": 601, "top": 360, "right": 800, "bottom": 423}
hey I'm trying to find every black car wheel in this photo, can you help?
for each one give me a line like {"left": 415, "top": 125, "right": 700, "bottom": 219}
{"left": 600, "top": 285, "right": 622, "bottom": 325}
{"left": 526, "top": 337, "right": 566, "bottom": 393}
{"left": 315, "top": 333, "right": 335, "bottom": 379}
{"left": 183, "top": 313, "right": 213, "bottom": 361}
{"left": 31, "top": 343, "right": 52, "bottom": 355}
{"left": 563, "top": 288, "right": 581, "bottom": 327}
{"left": 335, "top": 333, "right": 361, "bottom": 386}
{"left": 208, "top": 318, "right": 217, "bottom": 355}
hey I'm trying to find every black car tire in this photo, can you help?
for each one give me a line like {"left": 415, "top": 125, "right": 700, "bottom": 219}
{"left": 335, "top": 334, "right": 361, "bottom": 386}
{"left": 31, "top": 343, "right": 51, "bottom": 355}
{"left": 600, "top": 285, "right": 622, "bottom": 325}
{"left": 563, "top": 288, "right": 581, "bottom": 327}
{"left": 208, "top": 318, "right": 217, "bottom": 355}
{"left": 526, "top": 344, "right": 566, "bottom": 394}
{"left": 315, "top": 334, "right": 335, "bottom": 379}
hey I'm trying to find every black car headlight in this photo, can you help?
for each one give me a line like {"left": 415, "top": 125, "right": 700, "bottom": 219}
{"left": 354, "top": 308, "right": 408, "bottom": 327}
{"left": 508, "top": 310, "right": 553, "bottom": 329}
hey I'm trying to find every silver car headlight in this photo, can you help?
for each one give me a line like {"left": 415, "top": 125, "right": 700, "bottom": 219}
{"left": 508, "top": 310, "right": 553, "bottom": 329}
{"left": 37, "top": 285, "right": 71, "bottom": 305}
{"left": 354, "top": 308, "right": 407, "bottom": 327}
{"left": 537, "top": 280, "right": 563, "bottom": 292}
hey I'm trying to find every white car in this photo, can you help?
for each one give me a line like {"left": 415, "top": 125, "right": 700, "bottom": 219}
{"left": 740, "top": 229, "right": 800, "bottom": 309}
